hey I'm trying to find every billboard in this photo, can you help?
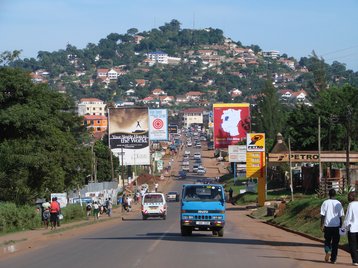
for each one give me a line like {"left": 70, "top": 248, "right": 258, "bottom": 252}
{"left": 108, "top": 107, "right": 150, "bottom": 165}
{"left": 213, "top": 103, "right": 251, "bottom": 149}
{"left": 246, "top": 133, "right": 265, "bottom": 152}
{"left": 168, "top": 125, "right": 178, "bottom": 134}
{"left": 149, "top": 109, "right": 168, "bottom": 141}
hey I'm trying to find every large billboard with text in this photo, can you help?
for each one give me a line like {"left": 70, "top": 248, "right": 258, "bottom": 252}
{"left": 108, "top": 107, "right": 150, "bottom": 165}
{"left": 149, "top": 109, "right": 168, "bottom": 141}
{"left": 213, "top": 103, "right": 251, "bottom": 149}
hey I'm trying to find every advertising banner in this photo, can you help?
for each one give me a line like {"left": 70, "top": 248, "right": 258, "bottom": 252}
{"left": 149, "top": 109, "right": 168, "bottom": 141}
{"left": 228, "top": 145, "right": 247, "bottom": 162}
{"left": 246, "top": 133, "right": 265, "bottom": 152}
{"left": 213, "top": 103, "right": 250, "bottom": 149}
{"left": 168, "top": 125, "right": 178, "bottom": 134}
{"left": 108, "top": 107, "right": 150, "bottom": 165}
{"left": 50, "top": 193, "right": 67, "bottom": 208}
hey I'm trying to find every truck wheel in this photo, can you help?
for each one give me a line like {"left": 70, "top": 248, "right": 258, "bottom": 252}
{"left": 212, "top": 230, "right": 218, "bottom": 236}
{"left": 142, "top": 215, "right": 147, "bottom": 220}
{"left": 217, "top": 228, "right": 224, "bottom": 237}
{"left": 181, "top": 226, "right": 192, "bottom": 236}
{"left": 162, "top": 215, "right": 166, "bottom": 220}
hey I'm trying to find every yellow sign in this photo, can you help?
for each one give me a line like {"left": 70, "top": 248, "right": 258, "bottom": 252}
{"left": 246, "top": 151, "right": 266, "bottom": 207}
{"left": 246, "top": 152, "right": 265, "bottom": 178}
{"left": 246, "top": 133, "right": 265, "bottom": 152}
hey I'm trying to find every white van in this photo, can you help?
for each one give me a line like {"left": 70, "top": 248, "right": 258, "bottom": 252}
{"left": 141, "top": 193, "right": 167, "bottom": 220}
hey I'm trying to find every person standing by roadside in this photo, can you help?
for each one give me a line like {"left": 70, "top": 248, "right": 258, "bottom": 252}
{"left": 42, "top": 198, "right": 51, "bottom": 229}
{"left": 107, "top": 198, "right": 113, "bottom": 217}
{"left": 50, "top": 197, "right": 60, "bottom": 230}
{"left": 320, "top": 189, "right": 344, "bottom": 264}
{"left": 228, "top": 187, "right": 233, "bottom": 203}
{"left": 93, "top": 201, "right": 99, "bottom": 220}
{"left": 54, "top": 197, "right": 62, "bottom": 227}
{"left": 343, "top": 191, "right": 358, "bottom": 266}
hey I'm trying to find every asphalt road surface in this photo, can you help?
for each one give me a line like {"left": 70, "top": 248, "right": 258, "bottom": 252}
{"left": 1, "top": 175, "right": 353, "bottom": 268}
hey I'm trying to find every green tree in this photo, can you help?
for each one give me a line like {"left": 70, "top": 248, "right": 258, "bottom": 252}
{"left": 0, "top": 68, "right": 91, "bottom": 204}
{"left": 253, "top": 80, "right": 285, "bottom": 140}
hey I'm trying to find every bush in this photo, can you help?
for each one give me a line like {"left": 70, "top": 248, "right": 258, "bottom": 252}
{"left": 0, "top": 202, "right": 41, "bottom": 233}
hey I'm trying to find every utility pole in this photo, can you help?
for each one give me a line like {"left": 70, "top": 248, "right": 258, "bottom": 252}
{"left": 318, "top": 117, "right": 324, "bottom": 195}
{"left": 288, "top": 137, "right": 294, "bottom": 201}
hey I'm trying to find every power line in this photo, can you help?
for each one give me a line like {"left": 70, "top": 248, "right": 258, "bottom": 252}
{"left": 321, "top": 45, "right": 358, "bottom": 56}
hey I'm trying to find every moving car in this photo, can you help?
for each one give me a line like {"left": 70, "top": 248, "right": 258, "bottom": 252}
{"left": 192, "top": 164, "right": 199, "bottom": 173}
{"left": 182, "top": 160, "right": 190, "bottom": 166}
{"left": 193, "top": 153, "right": 201, "bottom": 160}
{"left": 166, "top": 191, "right": 180, "bottom": 202}
{"left": 182, "top": 165, "right": 190, "bottom": 172}
{"left": 141, "top": 193, "right": 167, "bottom": 220}
{"left": 197, "top": 166, "right": 206, "bottom": 175}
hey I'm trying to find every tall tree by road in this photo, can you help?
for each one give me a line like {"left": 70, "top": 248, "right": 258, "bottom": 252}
{"left": 253, "top": 80, "right": 286, "bottom": 141}
{"left": 0, "top": 68, "right": 91, "bottom": 204}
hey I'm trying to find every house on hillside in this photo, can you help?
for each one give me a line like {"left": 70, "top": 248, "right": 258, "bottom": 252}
{"left": 176, "top": 95, "right": 189, "bottom": 103}
{"left": 186, "top": 91, "right": 204, "bottom": 101}
{"left": 146, "top": 51, "right": 168, "bottom": 64}
{"left": 135, "top": 79, "right": 147, "bottom": 87}
{"left": 83, "top": 115, "right": 108, "bottom": 138}
{"left": 78, "top": 98, "right": 106, "bottom": 116}
{"left": 159, "top": 96, "right": 174, "bottom": 105}
{"left": 152, "top": 88, "right": 167, "bottom": 96}
{"left": 292, "top": 89, "right": 308, "bottom": 102}
{"left": 279, "top": 90, "right": 294, "bottom": 100}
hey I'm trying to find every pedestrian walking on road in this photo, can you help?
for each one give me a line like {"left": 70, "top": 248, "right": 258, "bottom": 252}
{"left": 93, "top": 201, "right": 99, "bottom": 220}
{"left": 320, "top": 189, "right": 344, "bottom": 264}
{"left": 228, "top": 187, "right": 234, "bottom": 204}
{"left": 343, "top": 191, "right": 358, "bottom": 266}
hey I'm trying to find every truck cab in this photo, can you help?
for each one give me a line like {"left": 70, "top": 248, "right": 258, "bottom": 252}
{"left": 180, "top": 184, "right": 225, "bottom": 236}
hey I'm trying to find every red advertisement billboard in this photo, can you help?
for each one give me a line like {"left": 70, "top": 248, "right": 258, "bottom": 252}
{"left": 213, "top": 103, "right": 251, "bottom": 149}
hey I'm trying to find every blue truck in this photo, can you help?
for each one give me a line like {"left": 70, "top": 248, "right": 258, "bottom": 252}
{"left": 180, "top": 183, "right": 226, "bottom": 237}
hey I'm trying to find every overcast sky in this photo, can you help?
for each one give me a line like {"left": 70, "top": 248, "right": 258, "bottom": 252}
{"left": 1, "top": 0, "right": 357, "bottom": 71}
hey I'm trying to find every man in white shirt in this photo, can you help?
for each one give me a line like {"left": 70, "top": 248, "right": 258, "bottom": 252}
{"left": 343, "top": 191, "right": 358, "bottom": 265}
{"left": 320, "top": 189, "right": 344, "bottom": 264}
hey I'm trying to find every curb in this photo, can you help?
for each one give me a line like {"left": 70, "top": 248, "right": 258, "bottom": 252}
{"left": 246, "top": 213, "right": 350, "bottom": 253}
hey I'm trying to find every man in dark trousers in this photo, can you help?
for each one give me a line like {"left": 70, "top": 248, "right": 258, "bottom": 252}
{"left": 320, "top": 189, "right": 344, "bottom": 264}
{"left": 229, "top": 187, "right": 233, "bottom": 204}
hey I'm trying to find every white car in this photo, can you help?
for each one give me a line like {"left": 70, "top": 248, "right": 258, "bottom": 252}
{"left": 184, "top": 150, "right": 190, "bottom": 156}
{"left": 182, "top": 160, "right": 190, "bottom": 166}
{"left": 142, "top": 193, "right": 167, "bottom": 220}
{"left": 193, "top": 153, "right": 201, "bottom": 160}
{"left": 182, "top": 165, "right": 190, "bottom": 172}
{"left": 197, "top": 167, "right": 206, "bottom": 175}
{"left": 187, "top": 141, "right": 192, "bottom": 147}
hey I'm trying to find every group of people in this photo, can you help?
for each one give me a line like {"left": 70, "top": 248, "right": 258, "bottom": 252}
{"left": 41, "top": 197, "right": 62, "bottom": 230}
{"left": 86, "top": 198, "right": 113, "bottom": 220}
{"left": 321, "top": 189, "right": 358, "bottom": 265}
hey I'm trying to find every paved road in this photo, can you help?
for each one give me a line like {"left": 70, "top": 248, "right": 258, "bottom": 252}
{"left": 1, "top": 176, "right": 353, "bottom": 268}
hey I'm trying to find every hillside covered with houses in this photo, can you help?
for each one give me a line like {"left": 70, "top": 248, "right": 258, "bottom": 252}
{"left": 9, "top": 20, "right": 357, "bottom": 112}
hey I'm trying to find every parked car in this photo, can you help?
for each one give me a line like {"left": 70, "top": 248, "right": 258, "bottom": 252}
{"left": 187, "top": 141, "right": 192, "bottom": 147}
{"left": 184, "top": 150, "right": 191, "bottom": 156}
{"left": 166, "top": 191, "right": 180, "bottom": 202}
{"left": 182, "top": 160, "right": 190, "bottom": 166}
